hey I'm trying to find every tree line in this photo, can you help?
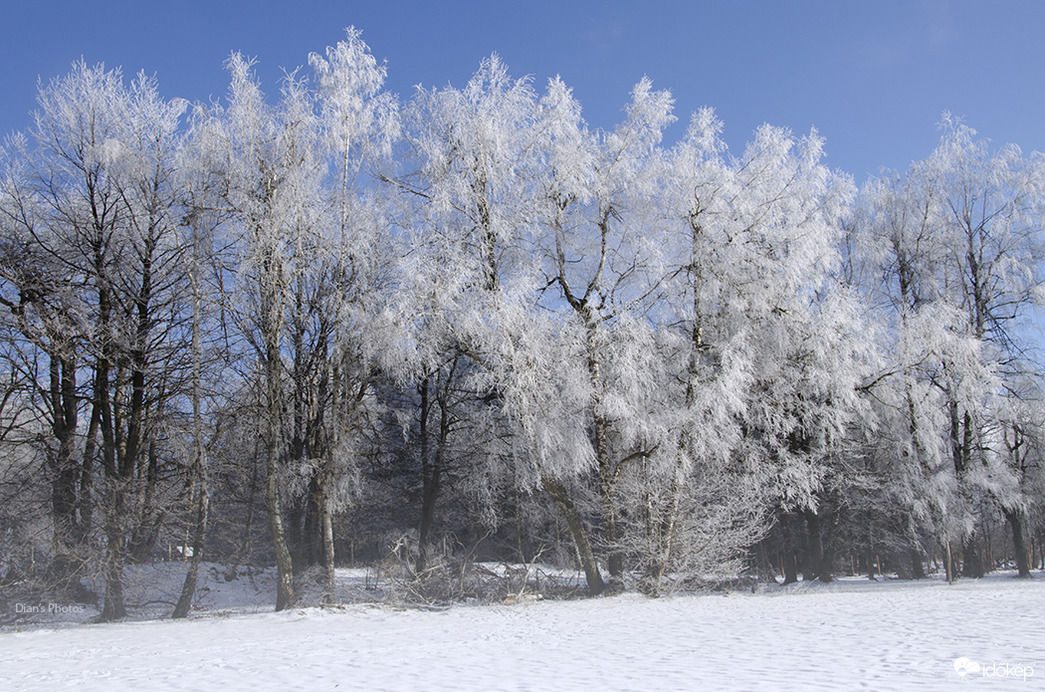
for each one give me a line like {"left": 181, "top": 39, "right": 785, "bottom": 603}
{"left": 1, "top": 29, "right": 1043, "bottom": 619}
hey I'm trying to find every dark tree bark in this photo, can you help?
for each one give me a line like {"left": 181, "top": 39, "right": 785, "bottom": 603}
{"left": 46, "top": 351, "right": 91, "bottom": 596}
{"left": 173, "top": 472, "right": 209, "bottom": 618}
{"left": 782, "top": 553, "right": 799, "bottom": 585}
{"left": 779, "top": 514, "right": 800, "bottom": 585}
{"left": 1003, "top": 508, "right": 1032, "bottom": 578}
{"left": 415, "top": 375, "right": 442, "bottom": 574}
{"left": 961, "top": 539, "right": 983, "bottom": 578}
{"left": 802, "top": 509, "right": 835, "bottom": 583}
{"left": 961, "top": 533, "right": 985, "bottom": 578}
{"left": 542, "top": 476, "right": 605, "bottom": 595}
{"left": 174, "top": 272, "right": 209, "bottom": 619}
{"left": 909, "top": 547, "right": 926, "bottom": 579}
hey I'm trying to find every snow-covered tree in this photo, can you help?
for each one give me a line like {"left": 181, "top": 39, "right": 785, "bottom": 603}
{"left": 854, "top": 116, "right": 1045, "bottom": 580}
{"left": 198, "top": 53, "right": 327, "bottom": 610}
{"left": 382, "top": 54, "right": 546, "bottom": 573}
{"left": 521, "top": 74, "right": 676, "bottom": 588}
{"left": 195, "top": 30, "right": 397, "bottom": 609}
{"left": 0, "top": 61, "right": 194, "bottom": 619}
{"left": 659, "top": 109, "right": 866, "bottom": 586}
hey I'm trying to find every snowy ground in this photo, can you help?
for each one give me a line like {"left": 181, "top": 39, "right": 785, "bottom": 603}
{"left": 1, "top": 565, "right": 1042, "bottom": 690}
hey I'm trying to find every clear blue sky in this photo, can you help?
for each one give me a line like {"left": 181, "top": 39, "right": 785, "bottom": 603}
{"left": 2, "top": 0, "right": 1044, "bottom": 182}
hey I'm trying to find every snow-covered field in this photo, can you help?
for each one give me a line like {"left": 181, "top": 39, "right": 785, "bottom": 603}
{"left": 1, "top": 565, "right": 1042, "bottom": 690}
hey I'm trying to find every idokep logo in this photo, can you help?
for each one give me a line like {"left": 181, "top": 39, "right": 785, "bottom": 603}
{"left": 954, "top": 657, "right": 980, "bottom": 678}
{"left": 954, "top": 657, "right": 1035, "bottom": 681}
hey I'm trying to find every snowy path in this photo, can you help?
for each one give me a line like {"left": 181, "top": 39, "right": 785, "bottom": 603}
{"left": 1, "top": 573, "right": 1042, "bottom": 690}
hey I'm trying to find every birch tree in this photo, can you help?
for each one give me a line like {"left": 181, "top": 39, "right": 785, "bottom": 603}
{"left": 657, "top": 109, "right": 863, "bottom": 586}
{"left": 927, "top": 117, "right": 1045, "bottom": 577}
{"left": 855, "top": 118, "right": 1045, "bottom": 580}
{"left": 202, "top": 55, "right": 325, "bottom": 610}
{"left": 527, "top": 75, "right": 675, "bottom": 586}
{"left": 387, "top": 54, "right": 543, "bottom": 573}
{"left": 201, "top": 31, "right": 395, "bottom": 607}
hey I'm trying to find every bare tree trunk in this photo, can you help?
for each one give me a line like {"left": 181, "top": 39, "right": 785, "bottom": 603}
{"left": 258, "top": 238, "right": 295, "bottom": 611}
{"left": 96, "top": 281, "right": 127, "bottom": 621}
{"left": 417, "top": 362, "right": 456, "bottom": 574}
{"left": 1003, "top": 508, "right": 1032, "bottom": 578}
{"left": 803, "top": 509, "right": 830, "bottom": 582}
{"left": 173, "top": 473, "right": 208, "bottom": 618}
{"left": 962, "top": 532, "right": 985, "bottom": 578}
{"left": 175, "top": 267, "right": 210, "bottom": 619}
{"left": 782, "top": 553, "right": 799, "bottom": 585}
{"left": 582, "top": 314, "right": 622, "bottom": 579}
{"left": 100, "top": 481, "right": 127, "bottom": 621}
{"left": 319, "top": 486, "right": 336, "bottom": 600}
{"left": 944, "top": 539, "right": 955, "bottom": 584}
{"left": 542, "top": 476, "right": 605, "bottom": 595}
{"left": 909, "top": 546, "right": 926, "bottom": 579}
{"left": 263, "top": 280, "right": 293, "bottom": 608}
{"left": 416, "top": 376, "right": 437, "bottom": 574}
{"left": 48, "top": 352, "right": 88, "bottom": 596}
{"left": 640, "top": 461, "right": 683, "bottom": 596}
{"left": 780, "top": 514, "right": 799, "bottom": 585}
{"left": 266, "top": 360, "right": 295, "bottom": 611}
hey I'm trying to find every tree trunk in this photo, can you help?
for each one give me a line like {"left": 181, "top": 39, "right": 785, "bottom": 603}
{"left": 95, "top": 295, "right": 127, "bottom": 621}
{"left": 173, "top": 474, "right": 209, "bottom": 618}
{"left": 320, "top": 487, "right": 336, "bottom": 600}
{"left": 780, "top": 514, "right": 799, "bottom": 585}
{"left": 1003, "top": 508, "right": 1032, "bottom": 578}
{"left": 266, "top": 335, "right": 294, "bottom": 610}
{"left": 416, "top": 375, "right": 432, "bottom": 575}
{"left": 48, "top": 352, "right": 88, "bottom": 596}
{"left": 583, "top": 314, "right": 622, "bottom": 579}
{"left": 640, "top": 461, "right": 685, "bottom": 596}
{"left": 542, "top": 476, "right": 605, "bottom": 595}
{"left": 100, "top": 486, "right": 127, "bottom": 621}
{"left": 266, "top": 409, "right": 295, "bottom": 611}
{"left": 259, "top": 240, "right": 295, "bottom": 611}
{"left": 600, "top": 473, "right": 623, "bottom": 579}
{"left": 267, "top": 459, "right": 295, "bottom": 609}
{"left": 100, "top": 555, "right": 126, "bottom": 620}
{"left": 288, "top": 497, "right": 306, "bottom": 573}
{"left": 174, "top": 283, "right": 209, "bottom": 618}
{"left": 417, "top": 374, "right": 450, "bottom": 574}
{"left": 782, "top": 552, "right": 799, "bottom": 585}
{"left": 962, "top": 533, "right": 985, "bottom": 578}
{"left": 417, "top": 461, "right": 442, "bottom": 572}
{"left": 909, "top": 546, "right": 926, "bottom": 579}
{"left": 803, "top": 509, "right": 833, "bottom": 582}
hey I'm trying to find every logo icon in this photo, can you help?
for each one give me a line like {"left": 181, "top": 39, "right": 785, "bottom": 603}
{"left": 954, "top": 657, "right": 981, "bottom": 678}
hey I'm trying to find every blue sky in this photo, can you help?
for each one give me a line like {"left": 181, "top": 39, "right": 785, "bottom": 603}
{"left": 2, "top": 1, "right": 1044, "bottom": 182}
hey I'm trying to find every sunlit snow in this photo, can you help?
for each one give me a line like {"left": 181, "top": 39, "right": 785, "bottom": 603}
{"left": 1, "top": 564, "right": 1041, "bottom": 690}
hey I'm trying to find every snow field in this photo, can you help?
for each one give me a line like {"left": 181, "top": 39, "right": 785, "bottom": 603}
{"left": 1, "top": 570, "right": 1042, "bottom": 690}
